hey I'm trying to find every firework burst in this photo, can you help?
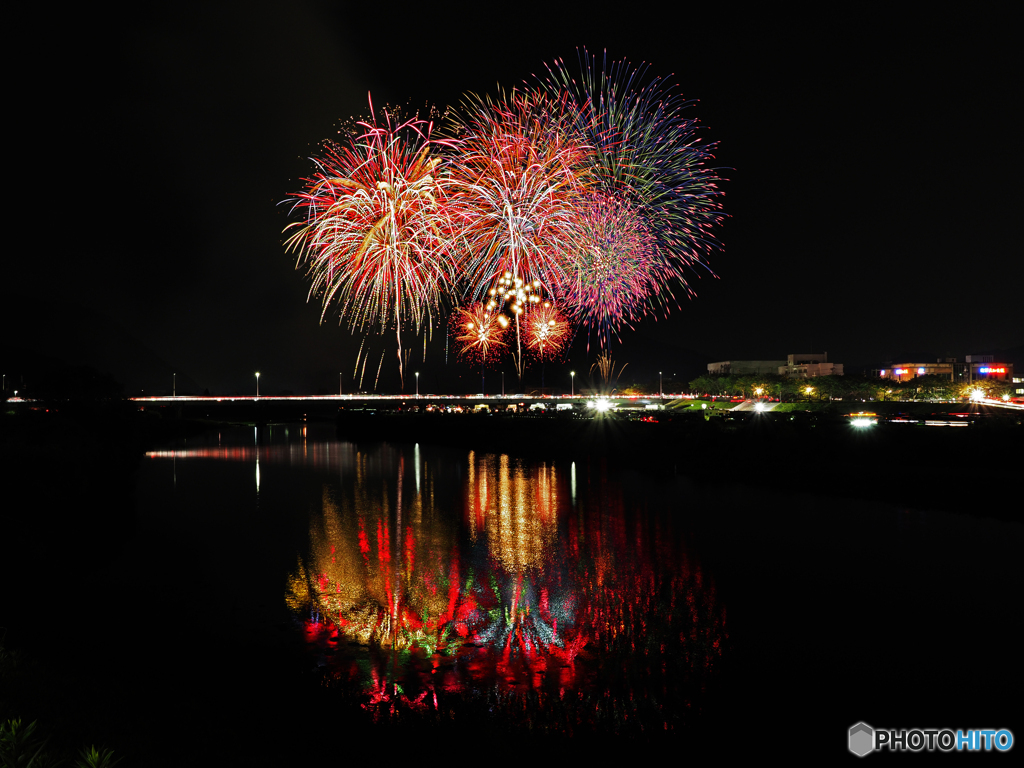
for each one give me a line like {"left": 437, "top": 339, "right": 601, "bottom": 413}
{"left": 524, "top": 302, "right": 570, "bottom": 361}
{"left": 450, "top": 304, "right": 507, "bottom": 366}
{"left": 284, "top": 60, "right": 728, "bottom": 387}
{"left": 556, "top": 193, "right": 667, "bottom": 346}
{"left": 446, "top": 89, "right": 592, "bottom": 298}
{"left": 284, "top": 100, "right": 458, "bottom": 384}
{"left": 540, "top": 49, "right": 726, "bottom": 297}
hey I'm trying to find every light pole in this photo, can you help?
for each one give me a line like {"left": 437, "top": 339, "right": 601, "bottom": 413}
{"left": 415, "top": 371, "right": 419, "bottom": 398}
{"left": 173, "top": 372, "right": 176, "bottom": 398}
{"left": 571, "top": 371, "right": 575, "bottom": 397}
{"left": 659, "top": 371, "right": 663, "bottom": 399}
{"left": 255, "top": 372, "right": 260, "bottom": 398}
{"left": 339, "top": 372, "right": 343, "bottom": 396}
{"left": 501, "top": 371, "right": 505, "bottom": 397}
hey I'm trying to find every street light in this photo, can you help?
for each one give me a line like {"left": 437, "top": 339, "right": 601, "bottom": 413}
{"left": 173, "top": 372, "right": 176, "bottom": 398}
{"left": 415, "top": 371, "right": 419, "bottom": 398}
{"left": 256, "top": 372, "right": 260, "bottom": 398}
{"left": 659, "top": 371, "right": 663, "bottom": 399}
{"left": 571, "top": 371, "right": 575, "bottom": 397}
{"left": 339, "top": 372, "right": 343, "bottom": 396}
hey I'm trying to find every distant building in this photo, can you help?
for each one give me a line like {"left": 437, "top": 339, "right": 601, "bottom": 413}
{"left": 778, "top": 352, "right": 843, "bottom": 378}
{"left": 876, "top": 356, "right": 1013, "bottom": 383}
{"left": 707, "top": 360, "right": 786, "bottom": 376}
{"left": 707, "top": 353, "right": 845, "bottom": 378}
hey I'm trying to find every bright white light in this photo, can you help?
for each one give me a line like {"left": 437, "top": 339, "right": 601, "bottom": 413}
{"left": 851, "top": 418, "right": 875, "bottom": 428}
{"left": 755, "top": 402, "right": 765, "bottom": 412}
{"left": 971, "top": 389, "right": 985, "bottom": 401}
{"left": 595, "top": 399, "right": 611, "bottom": 412}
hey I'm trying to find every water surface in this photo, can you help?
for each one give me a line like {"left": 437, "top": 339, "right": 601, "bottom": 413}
{"left": 132, "top": 421, "right": 1022, "bottom": 757}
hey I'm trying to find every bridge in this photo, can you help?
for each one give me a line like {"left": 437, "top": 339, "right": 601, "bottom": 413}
{"left": 129, "top": 393, "right": 680, "bottom": 417}
{"left": 130, "top": 393, "right": 679, "bottom": 406}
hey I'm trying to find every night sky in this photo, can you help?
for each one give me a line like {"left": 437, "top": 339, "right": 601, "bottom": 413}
{"left": 8, "top": 2, "right": 1022, "bottom": 396}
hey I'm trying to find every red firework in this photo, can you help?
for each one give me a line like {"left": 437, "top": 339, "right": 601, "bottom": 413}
{"left": 284, "top": 99, "right": 460, "bottom": 386}
{"left": 450, "top": 304, "right": 507, "bottom": 365}
{"left": 446, "top": 89, "right": 592, "bottom": 299}
{"left": 524, "top": 302, "right": 570, "bottom": 361}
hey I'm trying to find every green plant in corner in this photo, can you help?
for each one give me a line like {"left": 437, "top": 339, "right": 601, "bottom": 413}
{"left": 0, "top": 718, "right": 51, "bottom": 768}
{"left": 75, "top": 746, "right": 122, "bottom": 768}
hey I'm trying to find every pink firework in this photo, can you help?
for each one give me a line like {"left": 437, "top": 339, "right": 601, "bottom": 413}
{"left": 554, "top": 194, "right": 667, "bottom": 346}
{"left": 446, "top": 89, "right": 591, "bottom": 299}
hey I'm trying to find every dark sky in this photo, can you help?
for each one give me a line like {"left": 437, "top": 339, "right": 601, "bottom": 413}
{"left": 8, "top": 2, "right": 1022, "bottom": 395}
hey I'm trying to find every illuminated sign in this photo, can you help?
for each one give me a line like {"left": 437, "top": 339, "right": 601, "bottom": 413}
{"left": 979, "top": 367, "right": 1006, "bottom": 374}
{"left": 894, "top": 369, "right": 908, "bottom": 375}
{"left": 917, "top": 367, "right": 926, "bottom": 375}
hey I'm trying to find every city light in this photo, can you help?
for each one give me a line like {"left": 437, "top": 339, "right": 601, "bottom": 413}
{"left": 849, "top": 412, "right": 877, "bottom": 428}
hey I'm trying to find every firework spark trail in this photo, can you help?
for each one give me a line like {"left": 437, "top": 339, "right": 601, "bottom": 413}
{"left": 374, "top": 351, "right": 385, "bottom": 392}
{"left": 590, "top": 350, "right": 628, "bottom": 393}
{"left": 284, "top": 99, "right": 459, "bottom": 386}
{"left": 354, "top": 338, "right": 367, "bottom": 381}
{"left": 446, "top": 89, "right": 592, "bottom": 300}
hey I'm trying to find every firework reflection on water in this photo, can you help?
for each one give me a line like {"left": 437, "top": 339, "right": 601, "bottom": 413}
{"left": 287, "top": 445, "right": 725, "bottom": 736}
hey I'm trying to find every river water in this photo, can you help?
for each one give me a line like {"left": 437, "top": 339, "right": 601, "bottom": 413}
{"left": 119, "top": 421, "right": 1021, "bottom": 759}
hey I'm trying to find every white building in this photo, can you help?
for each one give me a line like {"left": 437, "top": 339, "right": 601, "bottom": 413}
{"left": 778, "top": 353, "right": 843, "bottom": 378}
{"left": 707, "top": 360, "right": 787, "bottom": 376}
